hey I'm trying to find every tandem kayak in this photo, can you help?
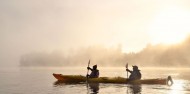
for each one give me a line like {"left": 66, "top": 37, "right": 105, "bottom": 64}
{"left": 53, "top": 73, "right": 173, "bottom": 85}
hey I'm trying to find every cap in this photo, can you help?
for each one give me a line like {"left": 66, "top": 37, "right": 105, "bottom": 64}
{"left": 132, "top": 65, "right": 140, "bottom": 71}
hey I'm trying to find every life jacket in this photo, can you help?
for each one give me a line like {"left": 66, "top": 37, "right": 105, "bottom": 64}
{"left": 89, "top": 69, "right": 99, "bottom": 78}
{"left": 129, "top": 70, "right": 141, "bottom": 80}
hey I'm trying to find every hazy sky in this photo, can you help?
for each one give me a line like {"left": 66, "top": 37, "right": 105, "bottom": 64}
{"left": 1, "top": 0, "right": 190, "bottom": 67}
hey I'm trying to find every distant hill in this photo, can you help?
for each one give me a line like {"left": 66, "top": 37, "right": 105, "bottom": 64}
{"left": 20, "top": 37, "right": 190, "bottom": 67}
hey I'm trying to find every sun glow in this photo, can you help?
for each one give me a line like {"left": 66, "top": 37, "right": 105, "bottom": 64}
{"left": 149, "top": 6, "right": 190, "bottom": 45}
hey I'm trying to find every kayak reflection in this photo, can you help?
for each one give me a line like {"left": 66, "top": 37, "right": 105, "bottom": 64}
{"left": 53, "top": 80, "right": 81, "bottom": 85}
{"left": 54, "top": 81, "right": 99, "bottom": 94}
{"left": 127, "top": 84, "right": 142, "bottom": 94}
{"left": 87, "top": 83, "right": 99, "bottom": 94}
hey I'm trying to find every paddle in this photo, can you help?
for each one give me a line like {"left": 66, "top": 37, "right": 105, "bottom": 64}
{"left": 86, "top": 59, "right": 90, "bottom": 78}
{"left": 86, "top": 60, "right": 90, "bottom": 93}
{"left": 126, "top": 63, "right": 128, "bottom": 79}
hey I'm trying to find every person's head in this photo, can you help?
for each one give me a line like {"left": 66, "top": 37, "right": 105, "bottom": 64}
{"left": 93, "top": 65, "right": 97, "bottom": 70}
{"left": 132, "top": 65, "right": 140, "bottom": 71}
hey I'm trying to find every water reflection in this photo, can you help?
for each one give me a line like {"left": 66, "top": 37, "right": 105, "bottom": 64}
{"left": 87, "top": 83, "right": 99, "bottom": 94}
{"left": 127, "top": 84, "right": 142, "bottom": 94}
{"left": 53, "top": 81, "right": 80, "bottom": 85}
{"left": 168, "top": 80, "right": 188, "bottom": 94}
{"left": 54, "top": 81, "right": 100, "bottom": 94}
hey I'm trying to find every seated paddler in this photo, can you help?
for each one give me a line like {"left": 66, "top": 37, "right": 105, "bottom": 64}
{"left": 126, "top": 65, "right": 141, "bottom": 81}
{"left": 87, "top": 65, "right": 99, "bottom": 78}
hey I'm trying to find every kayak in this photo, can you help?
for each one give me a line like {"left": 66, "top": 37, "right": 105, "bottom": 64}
{"left": 53, "top": 73, "right": 173, "bottom": 85}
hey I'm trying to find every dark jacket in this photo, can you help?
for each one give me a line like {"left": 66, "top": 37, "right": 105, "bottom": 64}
{"left": 87, "top": 67, "right": 99, "bottom": 78}
{"left": 127, "top": 69, "right": 141, "bottom": 80}
{"left": 89, "top": 69, "right": 99, "bottom": 78}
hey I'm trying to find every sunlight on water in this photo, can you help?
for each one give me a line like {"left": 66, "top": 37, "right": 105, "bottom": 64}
{"left": 168, "top": 80, "right": 189, "bottom": 94}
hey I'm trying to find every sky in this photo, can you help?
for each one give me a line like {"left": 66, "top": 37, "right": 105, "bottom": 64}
{"left": 1, "top": 0, "right": 190, "bottom": 67}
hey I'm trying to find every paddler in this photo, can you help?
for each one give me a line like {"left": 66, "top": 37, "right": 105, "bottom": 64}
{"left": 87, "top": 65, "right": 99, "bottom": 78}
{"left": 126, "top": 65, "right": 141, "bottom": 80}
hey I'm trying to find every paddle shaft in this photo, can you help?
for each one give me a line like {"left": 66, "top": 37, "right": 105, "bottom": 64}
{"left": 86, "top": 60, "right": 90, "bottom": 92}
{"left": 87, "top": 60, "right": 90, "bottom": 76}
{"left": 126, "top": 63, "right": 128, "bottom": 79}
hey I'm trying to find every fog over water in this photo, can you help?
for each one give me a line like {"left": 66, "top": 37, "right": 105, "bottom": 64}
{"left": 1, "top": 0, "right": 190, "bottom": 67}
{"left": 20, "top": 36, "right": 190, "bottom": 67}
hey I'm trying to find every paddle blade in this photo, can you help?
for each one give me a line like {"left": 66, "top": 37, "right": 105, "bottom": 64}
{"left": 88, "top": 60, "right": 90, "bottom": 66}
{"left": 87, "top": 59, "right": 91, "bottom": 77}
{"left": 126, "top": 63, "right": 128, "bottom": 69}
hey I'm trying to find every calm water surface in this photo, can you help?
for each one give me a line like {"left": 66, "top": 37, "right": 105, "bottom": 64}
{"left": 0, "top": 67, "right": 190, "bottom": 94}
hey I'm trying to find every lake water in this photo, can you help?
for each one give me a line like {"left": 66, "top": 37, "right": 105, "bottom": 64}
{"left": 0, "top": 67, "right": 190, "bottom": 94}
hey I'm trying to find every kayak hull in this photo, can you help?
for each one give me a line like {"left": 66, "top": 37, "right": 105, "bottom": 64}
{"left": 53, "top": 73, "right": 168, "bottom": 85}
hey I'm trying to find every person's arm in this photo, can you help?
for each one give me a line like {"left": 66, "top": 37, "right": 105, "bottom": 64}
{"left": 126, "top": 69, "right": 132, "bottom": 73}
{"left": 87, "top": 67, "right": 93, "bottom": 71}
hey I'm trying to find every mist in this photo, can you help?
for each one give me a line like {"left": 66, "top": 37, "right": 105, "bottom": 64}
{"left": 0, "top": 0, "right": 152, "bottom": 67}
{"left": 1, "top": 0, "right": 190, "bottom": 67}
{"left": 20, "top": 36, "right": 190, "bottom": 67}
{"left": 20, "top": 45, "right": 126, "bottom": 67}
{"left": 127, "top": 36, "right": 190, "bottom": 67}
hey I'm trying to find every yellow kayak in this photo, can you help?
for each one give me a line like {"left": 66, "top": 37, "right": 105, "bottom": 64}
{"left": 53, "top": 73, "right": 173, "bottom": 85}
